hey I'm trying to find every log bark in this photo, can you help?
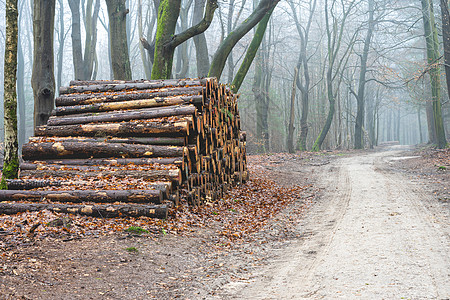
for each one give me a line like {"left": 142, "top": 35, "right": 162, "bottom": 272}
{"left": 48, "top": 105, "right": 196, "bottom": 125}
{"left": 68, "top": 78, "right": 208, "bottom": 86}
{"left": 21, "top": 157, "right": 184, "bottom": 167}
{"left": 7, "top": 179, "right": 62, "bottom": 190}
{"left": 22, "top": 141, "right": 186, "bottom": 159}
{"left": 0, "top": 202, "right": 168, "bottom": 218}
{"left": 0, "top": 189, "right": 163, "bottom": 204}
{"left": 60, "top": 79, "right": 206, "bottom": 94}
{"left": 54, "top": 97, "right": 201, "bottom": 116}
{"left": 7, "top": 177, "right": 172, "bottom": 198}
{"left": 55, "top": 88, "right": 205, "bottom": 107}
{"left": 35, "top": 119, "right": 190, "bottom": 137}
{"left": 21, "top": 168, "right": 182, "bottom": 184}
{"left": 28, "top": 136, "right": 186, "bottom": 146}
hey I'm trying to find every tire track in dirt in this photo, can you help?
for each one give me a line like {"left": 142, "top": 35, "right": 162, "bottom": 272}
{"left": 214, "top": 149, "right": 449, "bottom": 299}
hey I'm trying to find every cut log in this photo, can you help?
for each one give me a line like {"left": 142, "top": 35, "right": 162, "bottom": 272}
{"left": 20, "top": 168, "right": 182, "bottom": 184}
{"left": 35, "top": 119, "right": 190, "bottom": 137}
{"left": 0, "top": 189, "right": 163, "bottom": 204}
{"left": 21, "top": 157, "right": 184, "bottom": 168}
{"left": 59, "top": 79, "right": 206, "bottom": 94}
{"left": 68, "top": 78, "right": 208, "bottom": 86}
{"left": 6, "top": 179, "right": 62, "bottom": 190}
{"left": 55, "top": 87, "right": 205, "bottom": 106}
{"left": 54, "top": 96, "right": 203, "bottom": 116}
{"left": 22, "top": 141, "right": 186, "bottom": 160}
{"left": 28, "top": 136, "right": 186, "bottom": 146}
{"left": 48, "top": 105, "right": 197, "bottom": 126}
{"left": 0, "top": 202, "right": 168, "bottom": 218}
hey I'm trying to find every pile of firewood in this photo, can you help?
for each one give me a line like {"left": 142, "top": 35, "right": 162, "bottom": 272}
{"left": 0, "top": 78, "right": 247, "bottom": 219}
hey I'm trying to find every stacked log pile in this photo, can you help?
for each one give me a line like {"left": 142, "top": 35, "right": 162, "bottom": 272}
{"left": 0, "top": 78, "right": 247, "bottom": 219}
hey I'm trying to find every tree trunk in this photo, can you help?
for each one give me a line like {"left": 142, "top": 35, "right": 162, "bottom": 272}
{"left": 152, "top": 0, "right": 217, "bottom": 79}
{"left": 287, "top": 68, "right": 298, "bottom": 153}
{"left": 56, "top": 0, "right": 65, "bottom": 90}
{"left": 421, "top": 0, "right": 447, "bottom": 148}
{"left": 68, "top": 0, "right": 84, "bottom": 80}
{"left": 48, "top": 105, "right": 196, "bottom": 126}
{"left": 31, "top": 0, "right": 56, "bottom": 129}
{"left": 0, "top": 189, "right": 163, "bottom": 204}
{"left": 193, "top": 0, "right": 210, "bottom": 76}
{"left": 440, "top": 0, "right": 450, "bottom": 107}
{"left": 22, "top": 157, "right": 183, "bottom": 167}
{"left": 56, "top": 87, "right": 204, "bottom": 107}
{"left": 83, "top": 0, "right": 100, "bottom": 80}
{"left": 54, "top": 96, "right": 201, "bottom": 116}
{"left": 1, "top": 0, "right": 19, "bottom": 189}
{"left": 138, "top": 0, "right": 152, "bottom": 78}
{"left": 21, "top": 168, "right": 182, "bottom": 184}
{"left": 312, "top": 68, "right": 335, "bottom": 151}
{"left": 105, "top": 0, "right": 132, "bottom": 80}
{"left": 0, "top": 202, "right": 168, "bottom": 218}
{"left": 354, "top": 0, "right": 374, "bottom": 149}
{"left": 22, "top": 141, "right": 186, "bottom": 159}
{"left": 208, "top": 0, "right": 279, "bottom": 80}
{"left": 17, "top": 24, "right": 26, "bottom": 148}
{"left": 231, "top": 7, "right": 274, "bottom": 92}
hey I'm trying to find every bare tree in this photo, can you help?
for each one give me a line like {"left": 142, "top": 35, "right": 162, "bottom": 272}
{"left": 312, "top": 0, "right": 357, "bottom": 151}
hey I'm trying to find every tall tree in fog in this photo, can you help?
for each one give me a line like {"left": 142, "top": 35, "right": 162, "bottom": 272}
{"left": 105, "top": 0, "right": 132, "bottom": 80}
{"left": 420, "top": 0, "right": 447, "bottom": 148}
{"left": 352, "top": 0, "right": 375, "bottom": 149}
{"left": 231, "top": 6, "right": 274, "bottom": 92}
{"left": 288, "top": 0, "right": 316, "bottom": 151}
{"left": 440, "top": 0, "right": 450, "bottom": 101}
{"left": 137, "top": 0, "right": 157, "bottom": 78}
{"left": 192, "top": 0, "right": 210, "bottom": 76}
{"left": 151, "top": 0, "right": 217, "bottom": 79}
{"left": 312, "top": 0, "right": 357, "bottom": 151}
{"left": 31, "top": 0, "right": 56, "bottom": 128}
{"left": 68, "top": 0, "right": 100, "bottom": 80}
{"left": 208, "top": 0, "right": 279, "bottom": 80}
{"left": 1, "top": 0, "right": 19, "bottom": 189}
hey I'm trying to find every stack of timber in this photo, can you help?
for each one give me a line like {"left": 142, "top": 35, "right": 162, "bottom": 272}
{"left": 0, "top": 78, "right": 248, "bottom": 219}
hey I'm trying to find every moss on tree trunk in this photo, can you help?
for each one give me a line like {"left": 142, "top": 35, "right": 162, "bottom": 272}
{"left": 1, "top": 0, "right": 19, "bottom": 189}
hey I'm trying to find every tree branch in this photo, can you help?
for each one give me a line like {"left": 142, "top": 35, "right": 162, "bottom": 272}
{"left": 168, "top": 0, "right": 218, "bottom": 49}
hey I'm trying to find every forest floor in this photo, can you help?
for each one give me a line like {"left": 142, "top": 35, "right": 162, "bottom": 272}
{"left": 0, "top": 144, "right": 448, "bottom": 299}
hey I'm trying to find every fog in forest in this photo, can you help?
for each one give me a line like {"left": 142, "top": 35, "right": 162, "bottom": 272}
{"left": 0, "top": 0, "right": 449, "bottom": 154}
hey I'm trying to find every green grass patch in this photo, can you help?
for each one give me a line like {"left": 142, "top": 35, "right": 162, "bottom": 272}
{"left": 125, "top": 226, "right": 148, "bottom": 235}
{"left": 125, "top": 247, "right": 139, "bottom": 253}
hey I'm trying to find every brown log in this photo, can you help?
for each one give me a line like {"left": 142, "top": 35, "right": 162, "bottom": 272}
{"left": 59, "top": 79, "right": 207, "bottom": 95}
{"left": 6, "top": 179, "right": 62, "bottom": 190}
{"left": 22, "top": 141, "right": 186, "bottom": 160}
{"left": 0, "top": 202, "right": 168, "bottom": 218}
{"left": 20, "top": 163, "right": 179, "bottom": 172}
{"left": 48, "top": 105, "right": 197, "bottom": 126}
{"left": 0, "top": 189, "right": 163, "bottom": 204}
{"left": 34, "top": 119, "right": 190, "bottom": 137}
{"left": 55, "top": 87, "right": 205, "bottom": 107}
{"left": 21, "top": 157, "right": 184, "bottom": 168}
{"left": 67, "top": 78, "right": 209, "bottom": 86}
{"left": 54, "top": 96, "right": 203, "bottom": 116}
{"left": 21, "top": 168, "right": 182, "bottom": 185}
{"left": 28, "top": 136, "right": 186, "bottom": 146}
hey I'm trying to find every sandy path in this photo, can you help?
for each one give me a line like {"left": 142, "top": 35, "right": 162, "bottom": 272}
{"left": 218, "top": 149, "right": 449, "bottom": 299}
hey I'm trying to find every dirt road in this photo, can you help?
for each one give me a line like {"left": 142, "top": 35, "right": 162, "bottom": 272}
{"left": 217, "top": 147, "right": 449, "bottom": 299}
